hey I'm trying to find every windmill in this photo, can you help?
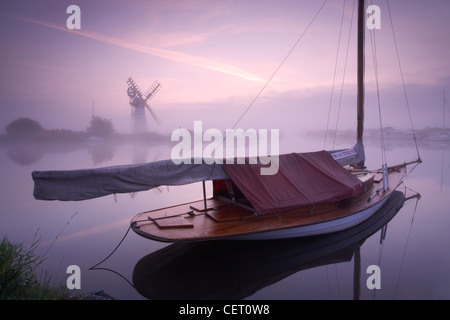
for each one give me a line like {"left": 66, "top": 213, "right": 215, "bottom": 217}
{"left": 126, "top": 77, "right": 161, "bottom": 133}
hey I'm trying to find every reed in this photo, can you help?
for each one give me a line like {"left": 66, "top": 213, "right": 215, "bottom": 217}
{"left": 0, "top": 235, "right": 69, "bottom": 300}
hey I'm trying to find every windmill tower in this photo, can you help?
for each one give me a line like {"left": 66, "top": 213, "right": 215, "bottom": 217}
{"left": 126, "top": 77, "right": 161, "bottom": 133}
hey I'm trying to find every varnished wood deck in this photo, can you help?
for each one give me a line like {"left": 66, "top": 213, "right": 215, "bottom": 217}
{"left": 131, "top": 167, "right": 406, "bottom": 242}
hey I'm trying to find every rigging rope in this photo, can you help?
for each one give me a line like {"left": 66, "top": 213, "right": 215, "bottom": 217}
{"left": 229, "top": 0, "right": 329, "bottom": 132}
{"left": 206, "top": 0, "right": 329, "bottom": 169}
{"left": 393, "top": 193, "right": 420, "bottom": 299}
{"left": 368, "top": 0, "right": 388, "bottom": 168}
{"left": 332, "top": 0, "right": 357, "bottom": 148}
{"left": 373, "top": 223, "right": 387, "bottom": 300}
{"left": 324, "top": 0, "right": 347, "bottom": 149}
{"left": 386, "top": 0, "right": 421, "bottom": 160}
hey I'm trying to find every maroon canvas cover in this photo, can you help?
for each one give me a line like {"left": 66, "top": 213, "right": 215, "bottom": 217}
{"left": 222, "top": 151, "right": 363, "bottom": 214}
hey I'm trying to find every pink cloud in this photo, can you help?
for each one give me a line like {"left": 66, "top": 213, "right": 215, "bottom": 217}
{"left": 18, "top": 17, "right": 265, "bottom": 83}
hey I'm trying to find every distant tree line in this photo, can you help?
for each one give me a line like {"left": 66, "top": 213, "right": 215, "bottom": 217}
{"left": 3, "top": 116, "right": 115, "bottom": 143}
{"left": 86, "top": 116, "right": 114, "bottom": 138}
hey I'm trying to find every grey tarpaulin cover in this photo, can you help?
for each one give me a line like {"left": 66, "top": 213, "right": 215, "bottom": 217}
{"left": 32, "top": 158, "right": 228, "bottom": 201}
{"left": 32, "top": 144, "right": 363, "bottom": 203}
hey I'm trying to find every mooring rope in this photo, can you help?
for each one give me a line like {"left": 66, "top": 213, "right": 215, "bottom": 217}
{"left": 88, "top": 223, "right": 135, "bottom": 288}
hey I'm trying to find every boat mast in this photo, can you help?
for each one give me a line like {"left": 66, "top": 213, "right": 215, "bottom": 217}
{"left": 356, "top": 0, "right": 365, "bottom": 167}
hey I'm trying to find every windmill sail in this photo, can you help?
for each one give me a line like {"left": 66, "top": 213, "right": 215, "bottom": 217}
{"left": 144, "top": 81, "right": 161, "bottom": 101}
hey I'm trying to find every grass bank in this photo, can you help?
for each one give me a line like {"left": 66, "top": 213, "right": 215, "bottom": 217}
{"left": 0, "top": 235, "right": 70, "bottom": 300}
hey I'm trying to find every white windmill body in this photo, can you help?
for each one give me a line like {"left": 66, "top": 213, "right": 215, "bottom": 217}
{"left": 131, "top": 98, "right": 148, "bottom": 134}
{"left": 127, "top": 77, "right": 161, "bottom": 134}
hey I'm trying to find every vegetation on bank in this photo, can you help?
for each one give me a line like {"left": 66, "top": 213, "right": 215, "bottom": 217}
{"left": 0, "top": 117, "right": 167, "bottom": 145}
{"left": 0, "top": 235, "right": 70, "bottom": 300}
{"left": 2, "top": 116, "right": 114, "bottom": 143}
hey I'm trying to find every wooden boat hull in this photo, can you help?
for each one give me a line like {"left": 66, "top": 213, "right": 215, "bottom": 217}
{"left": 231, "top": 195, "right": 390, "bottom": 240}
{"left": 130, "top": 166, "right": 406, "bottom": 242}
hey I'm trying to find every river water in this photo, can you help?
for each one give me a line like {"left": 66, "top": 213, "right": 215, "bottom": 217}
{"left": 1, "top": 133, "right": 449, "bottom": 300}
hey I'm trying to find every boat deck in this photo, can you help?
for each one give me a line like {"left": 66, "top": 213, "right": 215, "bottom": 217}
{"left": 131, "top": 167, "right": 405, "bottom": 242}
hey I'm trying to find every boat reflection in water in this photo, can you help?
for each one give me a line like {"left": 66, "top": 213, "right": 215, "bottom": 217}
{"left": 132, "top": 190, "right": 412, "bottom": 300}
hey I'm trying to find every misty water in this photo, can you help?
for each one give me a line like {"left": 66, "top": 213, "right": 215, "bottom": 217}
{"left": 1, "top": 132, "right": 450, "bottom": 300}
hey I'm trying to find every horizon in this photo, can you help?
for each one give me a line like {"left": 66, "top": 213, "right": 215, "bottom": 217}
{"left": 1, "top": 0, "right": 450, "bottom": 141}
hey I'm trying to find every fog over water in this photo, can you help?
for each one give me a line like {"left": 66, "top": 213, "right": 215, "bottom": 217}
{"left": 1, "top": 0, "right": 450, "bottom": 300}
{"left": 1, "top": 127, "right": 450, "bottom": 299}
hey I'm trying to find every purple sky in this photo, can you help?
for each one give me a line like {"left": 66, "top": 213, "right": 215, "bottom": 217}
{"left": 1, "top": 0, "right": 449, "bottom": 135}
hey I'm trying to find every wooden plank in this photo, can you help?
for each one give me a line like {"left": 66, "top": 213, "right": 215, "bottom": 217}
{"left": 277, "top": 201, "right": 338, "bottom": 218}
{"left": 206, "top": 205, "right": 254, "bottom": 222}
{"left": 373, "top": 173, "right": 383, "bottom": 183}
{"left": 144, "top": 203, "right": 194, "bottom": 220}
{"left": 190, "top": 198, "right": 228, "bottom": 212}
{"left": 153, "top": 216, "right": 194, "bottom": 229}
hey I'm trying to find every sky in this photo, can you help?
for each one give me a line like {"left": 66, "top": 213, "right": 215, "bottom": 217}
{"left": 1, "top": 0, "right": 450, "bottom": 137}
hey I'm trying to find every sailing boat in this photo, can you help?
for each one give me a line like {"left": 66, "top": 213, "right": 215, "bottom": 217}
{"left": 32, "top": 0, "right": 421, "bottom": 242}
{"left": 132, "top": 190, "right": 407, "bottom": 300}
